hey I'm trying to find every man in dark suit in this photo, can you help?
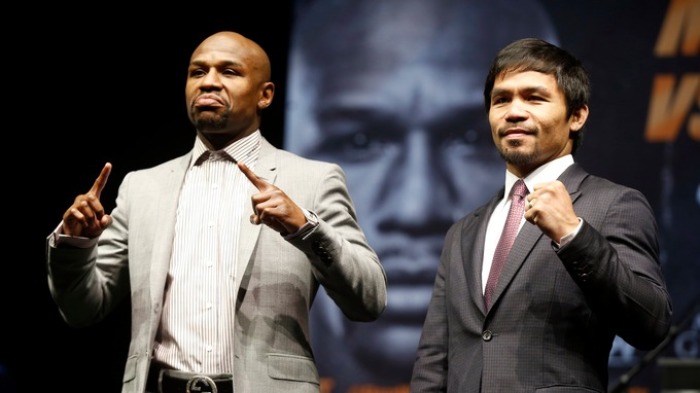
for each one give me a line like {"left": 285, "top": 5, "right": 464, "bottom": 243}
{"left": 410, "top": 38, "right": 672, "bottom": 392}
{"left": 46, "top": 31, "right": 387, "bottom": 393}
{"left": 285, "top": 1, "right": 558, "bottom": 390}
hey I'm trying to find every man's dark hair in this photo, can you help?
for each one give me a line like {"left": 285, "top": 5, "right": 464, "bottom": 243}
{"left": 483, "top": 38, "right": 590, "bottom": 154}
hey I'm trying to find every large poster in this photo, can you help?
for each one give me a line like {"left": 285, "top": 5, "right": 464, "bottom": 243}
{"left": 284, "top": 1, "right": 699, "bottom": 392}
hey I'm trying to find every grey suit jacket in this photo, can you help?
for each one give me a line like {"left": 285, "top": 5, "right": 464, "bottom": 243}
{"left": 410, "top": 164, "right": 672, "bottom": 393}
{"left": 46, "top": 137, "right": 387, "bottom": 393}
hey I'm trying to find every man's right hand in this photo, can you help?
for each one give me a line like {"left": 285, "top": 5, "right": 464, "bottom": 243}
{"left": 62, "top": 162, "right": 113, "bottom": 238}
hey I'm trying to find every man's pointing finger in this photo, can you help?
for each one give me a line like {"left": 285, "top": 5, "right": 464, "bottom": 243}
{"left": 90, "top": 162, "right": 112, "bottom": 198}
{"left": 238, "top": 162, "right": 269, "bottom": 190}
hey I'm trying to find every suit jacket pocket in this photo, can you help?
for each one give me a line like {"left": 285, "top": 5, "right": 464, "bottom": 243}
{"left": 535, "top": 386, "right": 601, "bottom": 392}
{"left": 267, "top": 353, "right": 320, "bottom": 384}
{"left": 122, "top": 354, "right": 138, "bottom": 383}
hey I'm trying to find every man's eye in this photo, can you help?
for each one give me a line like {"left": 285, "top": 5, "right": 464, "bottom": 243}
{"left": 340, "top": 132, "right": 388, "bottom": 161}
{"left": 445, "top": 129, "right": 479, "bottom": 146}
{"left": 443, "top": 129, "right": 486, "bottom": 157}
{"left": 317, "top": 130, "right": 394, "bottom": 163}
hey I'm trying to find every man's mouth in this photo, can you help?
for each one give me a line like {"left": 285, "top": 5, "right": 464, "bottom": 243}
{"left": 195, "top": 95, "right": 225, "bottom": 108}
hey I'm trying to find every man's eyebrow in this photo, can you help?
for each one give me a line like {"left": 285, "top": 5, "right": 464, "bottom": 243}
{"left": 522, "top": 85, "right": 550, "bottom": 94}
{"left": 491, "top": 85, "right": 551, "bottom": 96}
{"left": 189, "top": 59, "right": 242, "bottom": 68}
{"left": 490, "top": 87, "right": 512, "bottom": 98}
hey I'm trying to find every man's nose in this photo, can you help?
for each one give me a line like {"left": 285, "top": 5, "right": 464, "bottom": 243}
{"left": 201, "top": 69, "right": 223, "bottom": 88}
{"left": 505, "top": 99, "right": 529, "bottom": 120}
{"left": 381, "top": 131, "right": 453, "bottom": 230}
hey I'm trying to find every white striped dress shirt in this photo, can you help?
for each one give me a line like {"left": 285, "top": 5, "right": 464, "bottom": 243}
{"left": 153, "top": 131, "right": 261, "bottom": 374}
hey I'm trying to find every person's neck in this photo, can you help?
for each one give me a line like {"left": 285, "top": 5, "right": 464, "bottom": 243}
{"left": 197, "top": 128, "right": 257, "bottom": 150}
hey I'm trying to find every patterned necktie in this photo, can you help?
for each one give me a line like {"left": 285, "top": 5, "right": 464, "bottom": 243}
{"left": 484, "top": 179, "right": 528, "bottom": 310}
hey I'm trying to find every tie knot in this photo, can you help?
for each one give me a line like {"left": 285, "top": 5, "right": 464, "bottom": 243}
{"left": 512, "top": 179, "right": 528, "bottom": 199}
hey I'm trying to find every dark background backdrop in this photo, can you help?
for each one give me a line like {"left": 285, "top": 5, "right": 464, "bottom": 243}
{"left": 6, "top": 1, "right": 697, "bottom": 392}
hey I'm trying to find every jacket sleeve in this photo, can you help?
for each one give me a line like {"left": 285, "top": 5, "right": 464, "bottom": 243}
{"left": 557, "top": 186, "right": 672, "bottom": 350}
{"left": 46, "top": 172, "right": 133, "bottom": 328}
{"left": 287, "top": 163, "right": 387, "bottom": 322}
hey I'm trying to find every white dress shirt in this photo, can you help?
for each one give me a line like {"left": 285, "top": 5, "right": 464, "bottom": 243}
{"left": 482, "top": 155, "right": 577, "bottom": 294}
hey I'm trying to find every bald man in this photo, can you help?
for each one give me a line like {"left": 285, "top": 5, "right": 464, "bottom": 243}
{"left": 285, "top": 0, "right": 558, "bottom": 391}
{"left": 46, "top": 31, "right": 386, "bottom": 393}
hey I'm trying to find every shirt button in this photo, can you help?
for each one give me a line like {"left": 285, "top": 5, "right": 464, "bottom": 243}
{"left": 482, "top": 330, "right": 493, "bottom": 341}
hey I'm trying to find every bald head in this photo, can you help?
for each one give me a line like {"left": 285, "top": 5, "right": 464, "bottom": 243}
{"left": 193, "top": 31, "right": 272, "bottom": 83}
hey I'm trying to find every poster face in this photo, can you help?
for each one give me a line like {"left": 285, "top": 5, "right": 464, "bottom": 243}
{"left": 285, "top": 0, "right": 699, "bottom": 392}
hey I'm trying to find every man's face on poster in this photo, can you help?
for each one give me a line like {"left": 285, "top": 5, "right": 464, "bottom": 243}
{"left": 288, "top": 53, "right": 503, "bottom": 374}
{"left": 285, "top": 0, "right": 559, "bottom": 378}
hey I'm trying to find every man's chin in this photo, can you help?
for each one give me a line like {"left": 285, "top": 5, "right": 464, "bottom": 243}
{"left": 193, "top": 112, "right": 228, "bottom": 132}
{"left": 196, "top": 123, "right": 228, "bottom": 133}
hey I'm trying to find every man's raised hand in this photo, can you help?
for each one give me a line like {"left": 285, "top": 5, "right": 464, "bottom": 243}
{"left": 237, "top": 162, "right": 307, "bottom": 236}
{"left": 62, "top": 163, "right": 114, "bottom": 237}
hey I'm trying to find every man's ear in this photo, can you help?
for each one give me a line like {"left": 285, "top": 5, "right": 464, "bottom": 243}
{"left": 570, "top": 104, "right": 589, "bottom": 132}
{"left": 258, "top": 82, "right": 275, "bottom": 110}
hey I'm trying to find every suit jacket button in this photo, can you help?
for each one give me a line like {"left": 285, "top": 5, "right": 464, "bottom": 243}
{"left": 482, "top": 330, "right": 493, "bottom": 341}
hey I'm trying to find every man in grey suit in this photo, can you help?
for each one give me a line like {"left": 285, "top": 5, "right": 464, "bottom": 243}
{"left": 410, "top": 38, "right": 672, "bottom": 392}
{"left": 46, "top": 31, "right": 387, "bottom": 393}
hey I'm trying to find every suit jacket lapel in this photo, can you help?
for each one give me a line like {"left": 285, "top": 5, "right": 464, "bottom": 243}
{"left": 463, "top": 194, "right": 502, "bottom": 316}
{"left": 150, "top": 153, "right": 191, "bottom": 320}
{"left": 557, "top": 163, "right": 586, "bottom": 202}
{"left": 488, "top": 220, "right": 544, "bottom": 311}
{"left": 235, "top": 138, "right": 278, "bottom": 293}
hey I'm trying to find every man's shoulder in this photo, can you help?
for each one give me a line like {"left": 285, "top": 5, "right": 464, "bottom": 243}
{"left": 580, "top": 172, "right": 638, "bottom": 194}
{"left": 124, "top": 152, "right": 191, "bottom": 181}
{"left": 563, "top": 163, "right": 636, "bottom": 193}
{"left": 573, "top": 170, "right": 653, "bottom": 212}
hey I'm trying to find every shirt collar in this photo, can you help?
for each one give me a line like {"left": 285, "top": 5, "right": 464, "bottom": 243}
{"left": 190, "top": 130, "right": 262, "bottom": 168}
{"left": 503, "top": 154, "right": 574, "bottom": 199}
